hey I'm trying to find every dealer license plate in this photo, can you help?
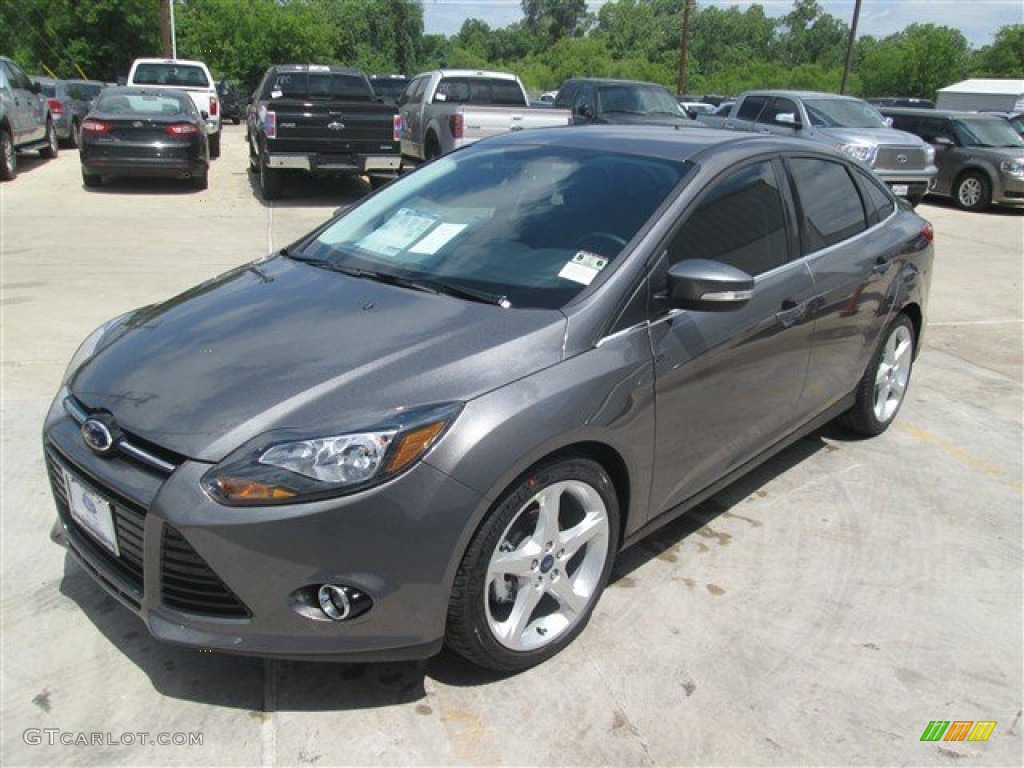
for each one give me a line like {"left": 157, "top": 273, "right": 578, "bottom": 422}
{"left": 65, "top": 471, "right": 120, "bottom": 556}
{"left": 892, "top": 184, "right": 909, "bottom": 196}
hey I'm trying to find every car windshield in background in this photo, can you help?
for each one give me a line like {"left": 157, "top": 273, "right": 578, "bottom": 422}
{"left": 38, "top": 83, "right": 56, "bottom": 97}
{"left": 96, "top": 90, "right": 190, "bottom": 116}
{"left": 953, "top": 118, "right": 1024, "bottom": 148}
{"left": 265, "top": 72, "right": 372, "bottom": 101}
{"left": 599, "top": 84, "right": 685, "bottom": 117}
{"left": 805, "top": 99, "right": 889, "bottom": 129}
{"left": 298, "top": 144, "right": 690, "bottom": 310}
{"left": 132, "top": 64, "right": 210, "bottom": 88}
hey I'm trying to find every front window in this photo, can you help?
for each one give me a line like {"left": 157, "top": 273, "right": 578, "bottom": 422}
{"left": 597, "top": 84, "right": 686, "bottom": 118}
{"left": 804, "top": 99, "right": 889, "bottom": 129}
{"left": 952, "top": 118, "right": 1024, "bottom": 148}
{"left": 297, "top": 145, "right": 690, "bottom": 309}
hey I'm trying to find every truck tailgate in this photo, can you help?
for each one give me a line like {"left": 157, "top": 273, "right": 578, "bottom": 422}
{"left": 263, "top": 99, "right": 398, "bottom": 154}
{"left": 460, "top": 106, "right": 571, "bottom": 143}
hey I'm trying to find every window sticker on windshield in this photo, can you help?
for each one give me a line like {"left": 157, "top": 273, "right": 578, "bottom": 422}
{"left": 356, "top": 208, "right": 438, "bottom": 257}
{"left": 409, "top": 222, "right": 468, "bottom": 254}
{"left": 558, "top": 251, "right": 609, "bottom": 285}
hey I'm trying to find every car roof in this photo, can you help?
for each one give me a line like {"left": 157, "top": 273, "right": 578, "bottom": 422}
{"left": 133, "top": 58, "right": 209, "bottom": 68}
{"left": 477, "top": 124, "right": 846, "bottom": 164}
{"left": 881, "top": 107, "right": 1008, "bottom": 120}
{"left": 265, "top": 64, "right": 365, "bottom": 76}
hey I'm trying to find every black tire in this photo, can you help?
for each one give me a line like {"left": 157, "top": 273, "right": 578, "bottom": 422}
{"left": 247, "top": 134, "right": 258, "bottom": 172}
{"left": 424, "top": 133, "right": 441, "bottom": 162}
{"left": 193, "top": 169, "right": 209, "bottom": 190}
{"left": 839, "top": 314, "right": 916, "bottom": 436}
{"left": 209, "top": 130, "right": 221, "bottom": 159}
{"left": 907, "top": 192, "right": 924, "bottom": 209}
{"left": 232, "top": 117, "right": 240, "bottom": 125}
{"left": 39, "top": 119, "right": 58, "bottom": 159}
{"left": 82, "top": 171, "right": 101, "bottom": 188}
{"left": 368, "top": 175, "right": 392, "bottom": 191}
{"left": 954, "top": 171, "right": 991, "bottom": 212}
{"left": 64, "top": 120, "right": 79, "bottom": 149}
{"left": 446, "top": 456, "right": 620, "bottom": 672}
{"left": 0, "top": 128, "right": 15, "bottom": 181}
{"left": 259, "top": 156, "right": 282, "bottom": 200}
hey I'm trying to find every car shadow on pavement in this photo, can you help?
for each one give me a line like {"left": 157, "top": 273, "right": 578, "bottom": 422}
{"left": 245, "top": 167, "right": 372, "bottom": 209}
{"left": 55, "top": 426, "right": 842, "bottom": 709}
{"left": 79, "top": 177, "right": 204, "bottom": 195}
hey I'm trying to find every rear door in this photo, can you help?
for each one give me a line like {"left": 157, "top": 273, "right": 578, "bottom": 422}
{"left": 649, "top": 158, "right": 815, "bottom": 515}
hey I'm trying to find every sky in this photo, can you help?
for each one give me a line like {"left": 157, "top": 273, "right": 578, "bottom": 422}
{"left": 420, "top": 0, "right": 1024, "bottom": 48}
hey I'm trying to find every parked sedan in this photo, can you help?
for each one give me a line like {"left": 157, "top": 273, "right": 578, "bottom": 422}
{"left": 32, "top": 76, "right": 90, "bottom": 147}
{"left": 79, "top": 86, "right": 209, "bottom": 189}
{"left": 46, "top": 127, "right": 932, "bottom": 672}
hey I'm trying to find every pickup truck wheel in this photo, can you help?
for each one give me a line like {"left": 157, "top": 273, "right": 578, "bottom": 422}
{"left": 259, "top": 157, "right": 282, "bottom": 200}
{"left": 247, "top": 135, "right": 258, "bottom": 172}
{"left": 424, "top": 133, "right": 441, "bottom": 162}
{"left": 954, "top": 171, "right": 991, "bottom": 212}
{"left": 82, "top": 171, "right": 102, "bottom": 188}
{"left": 0, "top": 129, "right": 15, "bottom": 181}
{"left": 209, "top": 131, "right": 221, "bottom": 159}
{"left": 40, "top": 120, "right": 58, "bottom": 159}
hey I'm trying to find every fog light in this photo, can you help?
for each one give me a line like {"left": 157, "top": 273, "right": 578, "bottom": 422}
{"left": 316, "top": 584, "right": 371, "bottom": 621}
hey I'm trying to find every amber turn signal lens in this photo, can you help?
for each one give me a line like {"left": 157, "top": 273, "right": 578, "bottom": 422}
{"left": 385, "top": 421, "right": 446, "bottom": 473}
{"left": 214, "top": 477, "right": 296, "bottom": 501}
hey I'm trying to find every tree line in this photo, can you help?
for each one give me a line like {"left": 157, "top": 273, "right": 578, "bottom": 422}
{"left": 2, "top": 0, "right": 1021, "bottom": 99}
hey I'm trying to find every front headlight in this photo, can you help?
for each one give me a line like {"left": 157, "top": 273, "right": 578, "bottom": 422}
{"left": 836, "top": 143, "right": 878, "bottom": 166}
{"left": 62, "top": 311, "right": 133, "bottom": 385}
{"left": 201, "top": 402, "right": 461, "bottom": 505}
{"left": 1000, "top": 159, "right": 1024, "bottom": 178}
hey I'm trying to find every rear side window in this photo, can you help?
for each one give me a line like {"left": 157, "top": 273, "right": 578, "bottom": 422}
{"left": 855, "top": 169, "right": 896, "bottom": 224}
{"left": 788, "top": 158, "right": 867, "bottom": 253}
{"left": 133, "top": 64, "right": 210, "bottom": 88}
{"left": 669, "top": 160, "right": 789, "bottom": 276}
{"left": 737, "top": 95, "right": 769, "bottom": 121}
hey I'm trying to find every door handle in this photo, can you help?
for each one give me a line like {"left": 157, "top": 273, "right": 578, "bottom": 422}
{"left": 775, "top": 299, "right": 806, "bottom": 328}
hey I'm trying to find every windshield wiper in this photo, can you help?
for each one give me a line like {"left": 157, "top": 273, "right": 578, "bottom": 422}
{"left": 414, "top": 279, "right": 511, "bottom": 308}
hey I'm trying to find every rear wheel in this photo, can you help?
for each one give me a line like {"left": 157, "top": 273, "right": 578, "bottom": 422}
{"left": 64, "top": 119, "right": 79, "bottom": 149}
{"left": 446, "top": 456, "right": 619, "bottom": 672}
{"left": 209, "top": 130, "right": 221, "bottom": 159}
{"left": 0, "top": 129, "right": 15, "bottom": 181}
{"left": 259, "top": 155, "right": 282, "bottom": 200}
{"left": 193, "top": 169, "right": 208, "bottom": 190}
{"left": 40, "top": 120, "right": 58, "bottom": 159}
{"left": 424, "top": 133, "right": 441, "bottom": 162}
{"left": 82, "top": 171, "right": 101, "bottom": 188}
{"left": 954, "top": 171, "right": 991, "bottom": 212}
{"left": 839, "top": 314, "right": 915, "bottom": 436}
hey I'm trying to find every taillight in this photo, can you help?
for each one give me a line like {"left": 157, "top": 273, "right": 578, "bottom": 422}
{"left": 81, "top": 118, "right": 110, "bottom": 134}
{"left": 166, "top": 123, "right": 200, "bottom": 136}
{"left": 47, "top": 98, "right": 64, "bottom": 116}
{"left": 449, "top": 112, "right": 463, "bottom": 140}
{"left": 264, "top": 110, "right": 277, "bottom": 139}
{"left": 921, "top": 222, "right": 934, "bottom": 243}
{"left": 209, "top": 96, "right": 218, "bottom": 117}
{"left": 393, "top": 114, "right": 403, "bottom": 142}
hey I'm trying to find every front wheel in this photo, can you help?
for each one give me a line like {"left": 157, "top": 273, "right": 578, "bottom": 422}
{"left": 446, "top": 456, "right": 620, "bottom": 672}
{"left": 839, "top": 314, "right": 915, "bottom": 436}
{"left": 0, "top": 129, "right": 15, "bottom": 181}
{"left": 955, "top": 171, "right": 991, "bottom": 212}
{"left": 40, "top": 119, "right": 58, "bottom": 159}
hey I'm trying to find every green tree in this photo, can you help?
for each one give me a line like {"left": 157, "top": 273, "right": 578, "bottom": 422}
{"left": 778, "top": 0, "right": 848, "bottom": 68}
{"left": 522, "top": 0, "right": 590, "bottom": 46}
{"left": 972, "top": 25, "right": 1024, "bottom": 78}
{"left": 857, "top": 24, "right": 970, "bottom": 99}
{"left": 691, "top": 4, "right": 778, "bottom": 78}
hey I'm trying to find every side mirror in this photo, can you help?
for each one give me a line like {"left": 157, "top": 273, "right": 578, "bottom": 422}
{"left": 664, "top": 259, "right": 754, "bottom": 311}
{"left": 884, "top": 116, "right": 894, "bottom": 127}
{"left": 775, "top": 112, "right": 801, "bottom": 128}
{"left": 574, "top": 104, "right": 593, "bottom": 120}
{"left": 933, "top": 135, "right": 954, "bottom": 148}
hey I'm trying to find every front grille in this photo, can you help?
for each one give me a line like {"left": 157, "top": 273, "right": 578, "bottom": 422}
{"left": 875, "top": 146, "right": 928, "bottom": 172}
{"left": 161, "top": 527, "right": 250, "bottom": 618}
{"left": 63, "top": 396, "right": 183, "bottom": 476}
{"left": 46, "top": 446, "right": 146, "bottom": 604}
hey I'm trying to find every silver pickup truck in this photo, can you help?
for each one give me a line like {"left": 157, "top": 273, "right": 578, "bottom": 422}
{"left": 702, "top": 90, "right": 937, "bottom": 205}
{"left": 398, "top": 69, "right": 570, "bottom": 161}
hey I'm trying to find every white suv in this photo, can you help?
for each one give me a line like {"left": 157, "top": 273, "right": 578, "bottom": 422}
{"left": 126, "top": 58, "right": 222, "bottom": 157}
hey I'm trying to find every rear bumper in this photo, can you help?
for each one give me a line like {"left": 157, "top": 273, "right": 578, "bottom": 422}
{"left": 265, "top": 152, "right": 402, "bottom": 175}
{"left": 81, "top": 156, "right": 208, "bottom": 179}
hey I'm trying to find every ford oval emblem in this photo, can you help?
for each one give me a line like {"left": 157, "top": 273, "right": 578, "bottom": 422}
{"left": 81, "top": 419, "right": 115, "bottom": 455}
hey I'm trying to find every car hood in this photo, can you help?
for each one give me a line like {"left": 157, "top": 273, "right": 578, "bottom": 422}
{"left": 962, "top": 146, "right": 1024, "bottom": 162}
{"left": 817, "top": 126, "right": 925, "bottom": 146}
{"left": 598, "top": 113, "right": 692, "bottom": 127}
{"left": 70, "top": 256, "right": 567, "bottom": 462}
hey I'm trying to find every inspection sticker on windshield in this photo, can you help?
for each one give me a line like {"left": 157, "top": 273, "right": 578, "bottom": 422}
{"left": 356, "top": 208, "right": 438, "bottom": 257}
{"left": 558, "top": 251, "right": 608, "bottom": 285}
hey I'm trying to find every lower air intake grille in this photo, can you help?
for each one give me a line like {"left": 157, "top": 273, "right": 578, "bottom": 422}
{"left": 161, "top": 526, "right": 250, "bottom": 618}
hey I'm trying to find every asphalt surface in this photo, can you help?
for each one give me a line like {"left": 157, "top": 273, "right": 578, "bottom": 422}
{"left": 2, "top": 125, "right": 1022, "bottom": 767}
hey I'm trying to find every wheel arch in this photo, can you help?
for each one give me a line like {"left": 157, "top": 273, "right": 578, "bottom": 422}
{"left": 954, "top": 164, "right": 996, "bottom": 191}
{"left": 900, "top": 301, "right": 923, "bottom": 356}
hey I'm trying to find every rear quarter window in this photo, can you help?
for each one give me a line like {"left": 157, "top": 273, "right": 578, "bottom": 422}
{"left": 788, "top": 157, "right": 868, "bottom": 253}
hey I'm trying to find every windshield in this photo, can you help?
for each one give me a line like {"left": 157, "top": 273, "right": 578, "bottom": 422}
{"left": 298, "top": 144, "right": 689, "bottom": 309}
{"left": 133, "top": 63, "right": 210, "bottom": 88}
{"left": 597, "top": 84, "right": 686, "bottom": 117}
{"left": 953, "top": 118, "right": 1024, "bottom": 148}
{"left": 804, "top": 98, "right": 889, "bottom": 129}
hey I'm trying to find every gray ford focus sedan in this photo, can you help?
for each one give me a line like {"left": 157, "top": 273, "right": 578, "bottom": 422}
{"left": 45, "top": 126, "right": 933, "bottom": 671}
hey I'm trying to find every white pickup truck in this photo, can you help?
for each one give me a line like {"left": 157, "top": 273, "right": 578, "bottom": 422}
{"left": 126, "top": 58, "right": 222, "bottom": 157}
{"left": 398, "top": 69, "right": 571, "bottom": 161}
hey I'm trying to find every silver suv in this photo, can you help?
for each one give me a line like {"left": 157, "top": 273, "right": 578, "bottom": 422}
{"left": 1, "top": 55, "right": 58, "bottom": 180}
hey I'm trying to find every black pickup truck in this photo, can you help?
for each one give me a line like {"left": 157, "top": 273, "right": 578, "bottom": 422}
{"left": 246, "top": 64, "right": 402, "bottom": 200}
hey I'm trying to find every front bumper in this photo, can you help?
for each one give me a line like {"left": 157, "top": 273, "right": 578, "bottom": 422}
{"left": 994, "top": 173, "right": 1024, "bottom": 205}
{"left": 44, "top": 394, "right": 482, "bottom": 661}
{"left": 265, "top": 152, "right": 402, "bottom": 175}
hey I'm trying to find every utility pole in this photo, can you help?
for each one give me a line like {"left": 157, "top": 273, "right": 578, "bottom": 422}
{"left": 676, "top": 0, "right": 694, "bottom": 96}
{"left": 159, "top": 0, "right": 178, "bottom": 58}
{"left": 840, "top": 0, "right": 863, "bottom": 94}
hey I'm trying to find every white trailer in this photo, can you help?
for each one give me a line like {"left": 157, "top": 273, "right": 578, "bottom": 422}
{"left": 936, "top": 79, "right": 1024, "bottom": 113}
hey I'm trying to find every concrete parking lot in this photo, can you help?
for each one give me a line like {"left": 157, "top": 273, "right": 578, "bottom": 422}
{"left": 2, "top": 125, "right": 1021, "bottom": 766}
